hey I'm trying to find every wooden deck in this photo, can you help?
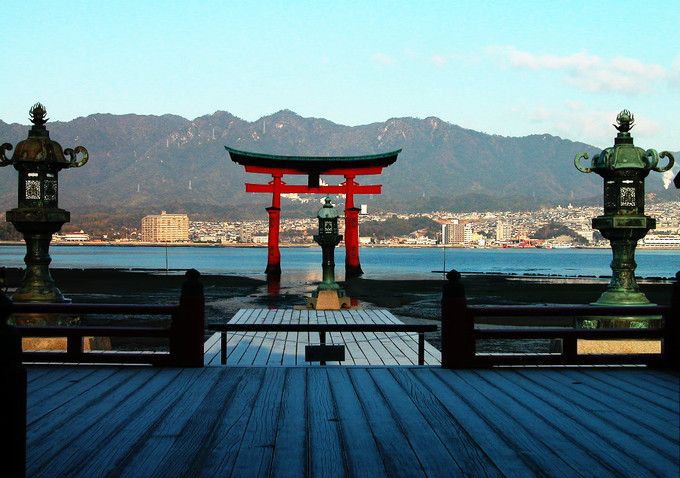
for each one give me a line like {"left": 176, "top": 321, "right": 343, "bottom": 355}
{"left": 26, "top": 365, "right": 678, "bottom": 477}
{"left": 203, "top": 308, "right": 441, "bottom": 366}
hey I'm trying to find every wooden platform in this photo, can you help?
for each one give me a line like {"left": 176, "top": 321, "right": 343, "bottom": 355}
{"left": 26, "top": 365, "right": 679, "bottom": 477}
{"left": 203, "top": 308, "right": 441, "bottom": 366}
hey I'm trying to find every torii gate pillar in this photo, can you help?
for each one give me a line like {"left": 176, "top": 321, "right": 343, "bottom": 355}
{"left": 265, "top": 206, "right": 281, "bottom": 276}
{"left": 343, "top": 175, "right": 363, "bottom": 277}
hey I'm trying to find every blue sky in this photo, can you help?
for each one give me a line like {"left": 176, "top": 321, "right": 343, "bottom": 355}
{"left": 2, "top": 0, "right": 679, "bottom": 150}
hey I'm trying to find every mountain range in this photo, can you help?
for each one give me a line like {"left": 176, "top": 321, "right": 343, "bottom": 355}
{"left": 0, "top": 110, "right": 676, "bottom": 231}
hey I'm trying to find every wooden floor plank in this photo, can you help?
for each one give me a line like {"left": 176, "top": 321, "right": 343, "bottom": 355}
{"left": 518, "top": 369, "right": 679, "bottom": 461}
{"left": 364, "top": 311, "right": 412, "bottom": 365}
{"left": 368, "top": 368, "right": 463, "bottom": 477}
{"left": 348, "top": 310, "right": 386, "bottom": 365}
{"left": 271, "top": 368, "right": 307, "bottom": 478}
{"left": 281, "top": 309, "right": 300, "bottom": 366}
{"left": 478, "top": 369, "right": 660, "bottom": 478}
{"left": 390, "top": 368, "right": 503, "bottom": 478}
{"left": 349, "top": 368, "right": 427, "bottom": 478}
{"left": 28, "top": 367, "right": 140, "bottom": 436}
{"left": 327, "top": 368, "right": 388, "bottom": 477}
{"left": 201, "top": 369, "right": 272, "bottom": 471}
{"left": 161, "top": 368, "right": 264, "bottom": 478}
{"left": 335, "top": 309, "right": 368, "bottom": 365}
{"left": 411, "top": 368, "right": 541, "bottom": 477}
{"left": 307, "top": 368, "right": 346, "bottom": 477}
{"left": 27, "top": 367, "right": 116, "bottom": 420}
{"left": 549, "top": 368, "right": 678, "bottom": 441}
{"left": 203, "top": 332, "right": 221, "bottom": 366}
{"left": 266, "top": 309, "right": 287, "bottom": 366}
{"left": 230, "top": 368, "right": 286, "bottom": 477}
{"left": 25, "top": 365, "right": 74, "bottom": 386}
{"left": 229, "top": 309, "right": 265, "bottom": 365}
{"left": 30, "top": 368, "right": 181, "bottom": 478}
{"left": 69, "top": 369, "right": 204, "bottom": 478}
{"left": 444, "top": 369, "right": 586, "bottom": 477}
{"left": 585, "top": 369, "right": 678, "bottom": 408}
{"left": 26, "top": 366, "right": 679, "bottom": 478}
{"left": 465, "top": 369, "right": 625, "bottom": 477}
{"left": 114, "top": 368, "right": 234, "bottom": 478}
{"left": 506, "top": 369, "right": 677, "bottom": 477}
{"left": 604, "top": 369, "right": 679, "bottom": 398}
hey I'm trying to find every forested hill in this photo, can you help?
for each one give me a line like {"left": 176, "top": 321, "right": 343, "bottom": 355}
{"left": 0, "top": 110, "right": 676, "bottom": 226}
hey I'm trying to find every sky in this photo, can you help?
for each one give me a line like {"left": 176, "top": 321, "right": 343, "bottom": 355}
{"left": 2, "top": 0, "right": 679, "bottom": 150}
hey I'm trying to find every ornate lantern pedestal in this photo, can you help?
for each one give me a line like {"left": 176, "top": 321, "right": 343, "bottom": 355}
{"left": 1, "top": 103, "right": 88, "bottom": 304}
{"left": 307, "top": 198, "right": 351, "bottom": 310}
{"left": 575, "top": 110, "right": 674, "bottom": 306}
{"left": 7, "top": 209, "right": 70, "bottom": 302}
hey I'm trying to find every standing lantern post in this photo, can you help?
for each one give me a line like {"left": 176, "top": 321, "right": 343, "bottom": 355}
{"left": 308, "top": 197, "right": 350, "bottom": 310}
{"left": 0, "top": 103, "right": 88, "bottom": 302}
{"left": 575, "top": 110, "right": 674, "bottom": 305}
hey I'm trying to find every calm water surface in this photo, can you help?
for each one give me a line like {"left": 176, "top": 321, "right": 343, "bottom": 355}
{"left": 0, "top": 245, "right": 676, "bottom": 281}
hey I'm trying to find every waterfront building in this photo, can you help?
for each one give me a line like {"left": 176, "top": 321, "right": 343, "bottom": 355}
{"left": 54, "top": 231, "right": 91, "bottom": 242}
{"left": 141, "top": 211, "right": 189, "bottom": 242}
{"left": 442, "top": 220, "right": 466, "bottom": 244}
{"left": 496, "top": 221, "right": 512, "bottom": 241}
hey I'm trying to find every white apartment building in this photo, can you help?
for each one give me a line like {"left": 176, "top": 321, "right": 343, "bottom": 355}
{"left": 496, "top": 221, "right": 513, "bottom": 241}
{"left": 141, "top": 211, "right": 189, "bottom": 242}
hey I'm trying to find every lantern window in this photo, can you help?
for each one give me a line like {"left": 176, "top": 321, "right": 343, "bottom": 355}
{"left": 26, "top": 180, "right": 41, "bottom": 199}
{"left": 44, "top": 180, "right": 58, "bottom": 202}
{"left": 620, "top": 187, "right": 636, "bottom": 207}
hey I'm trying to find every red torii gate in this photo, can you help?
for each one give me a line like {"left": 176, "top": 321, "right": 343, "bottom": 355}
{"left": 226, "top": 147, "right": 400, "bottom": 278}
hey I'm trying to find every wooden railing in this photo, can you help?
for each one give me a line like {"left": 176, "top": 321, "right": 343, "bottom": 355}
{"left": 440, "top": 270, "right": 679, "bottom": 368}
{"left": 208, "top": 322, "right": 438, "bottom": 365}
{"left": 3, "top": 269, "right": 205, "bottom": 367}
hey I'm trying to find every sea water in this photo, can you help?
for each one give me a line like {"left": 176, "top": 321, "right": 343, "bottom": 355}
{"left": 0, "top": 244, "right": 676, "bottom": 281}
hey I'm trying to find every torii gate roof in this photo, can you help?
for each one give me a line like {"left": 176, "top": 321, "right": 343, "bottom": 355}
{"left": 226, "top": 146, "right": 400, "bottom": 173}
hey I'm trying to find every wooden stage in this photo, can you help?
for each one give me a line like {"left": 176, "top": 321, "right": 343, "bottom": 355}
{"left": 203, "top": 308, "right": 441, "bottom": 366}
{"left": 27, "top": 365, "right": 679, "bottom": 477}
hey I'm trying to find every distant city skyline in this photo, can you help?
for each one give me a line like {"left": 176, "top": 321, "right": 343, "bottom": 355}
{"left": 2, "top": 0, "right": 679, "bottom": 150}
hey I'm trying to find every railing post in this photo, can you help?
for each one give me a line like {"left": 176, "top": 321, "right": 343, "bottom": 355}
{"left": 441, "top": 270, "right": 475, "bottom": 368}
{"left": 171, "top": 269, "right": 205, "bottom": 367}
{"left": 0, "top": 290, "right": 26, "bottom": 478}
{"left": 220, "top": 332, "right": 227, "bottom": 365}
{"left": 661, "top": 271, "right": 679, "bottom": 368}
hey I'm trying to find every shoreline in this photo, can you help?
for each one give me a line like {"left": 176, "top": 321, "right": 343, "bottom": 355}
{"left": 2, "top": 240, "right": 679, "bottom": 251}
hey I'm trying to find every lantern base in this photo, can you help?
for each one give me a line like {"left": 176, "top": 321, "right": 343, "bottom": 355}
{"left": 307, "top": 289, "right": 351, "bottom": 310}
{"left": 592, "top": 290, "right": 654, "bottom": 307}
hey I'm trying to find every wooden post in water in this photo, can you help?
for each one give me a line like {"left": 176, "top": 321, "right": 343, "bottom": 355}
{"left": 441, "top": 270, "right": 475, "bottom": 368}
{"left": 0, "top": 290, "right": 26, "bottom": 478}
{"left": 661, "top": 271, "right": 680, "bottom": 369}
{"left": 171, "top": 269, "right": 205, "bottom": 367}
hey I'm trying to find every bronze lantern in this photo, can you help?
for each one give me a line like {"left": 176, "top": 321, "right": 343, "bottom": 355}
{"left": 0, "top": 103, "right": 88, "bottom": 302}
{"left": 575, "top": 110, "right": 674, "bottom": 305}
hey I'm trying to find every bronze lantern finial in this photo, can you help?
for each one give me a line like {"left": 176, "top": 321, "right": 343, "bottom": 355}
{"left": 613, "top": 109, "right": 634, "bottom": 133}
{"left": 29, "top": 102, "right": 49, "bottom": 126}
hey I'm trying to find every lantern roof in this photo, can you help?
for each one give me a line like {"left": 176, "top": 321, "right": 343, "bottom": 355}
{"left": 226, "top": 146, "right": 400, "bottom": 172}
{"left": 1, "top": 103, "right": 88, "bottom": 170}
{"left": 317, "top": 197, "right": 339, "bottom": 219}
{"left": 574, "top": 110, "right": 674, "bottom": 176}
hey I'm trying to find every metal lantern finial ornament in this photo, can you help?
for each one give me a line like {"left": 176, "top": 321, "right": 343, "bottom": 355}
{"left": 0, "top": 103, "right": 88, "bottom": 302}
{"left": 574, "top": 110, "right": 674, "bottom": 305}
